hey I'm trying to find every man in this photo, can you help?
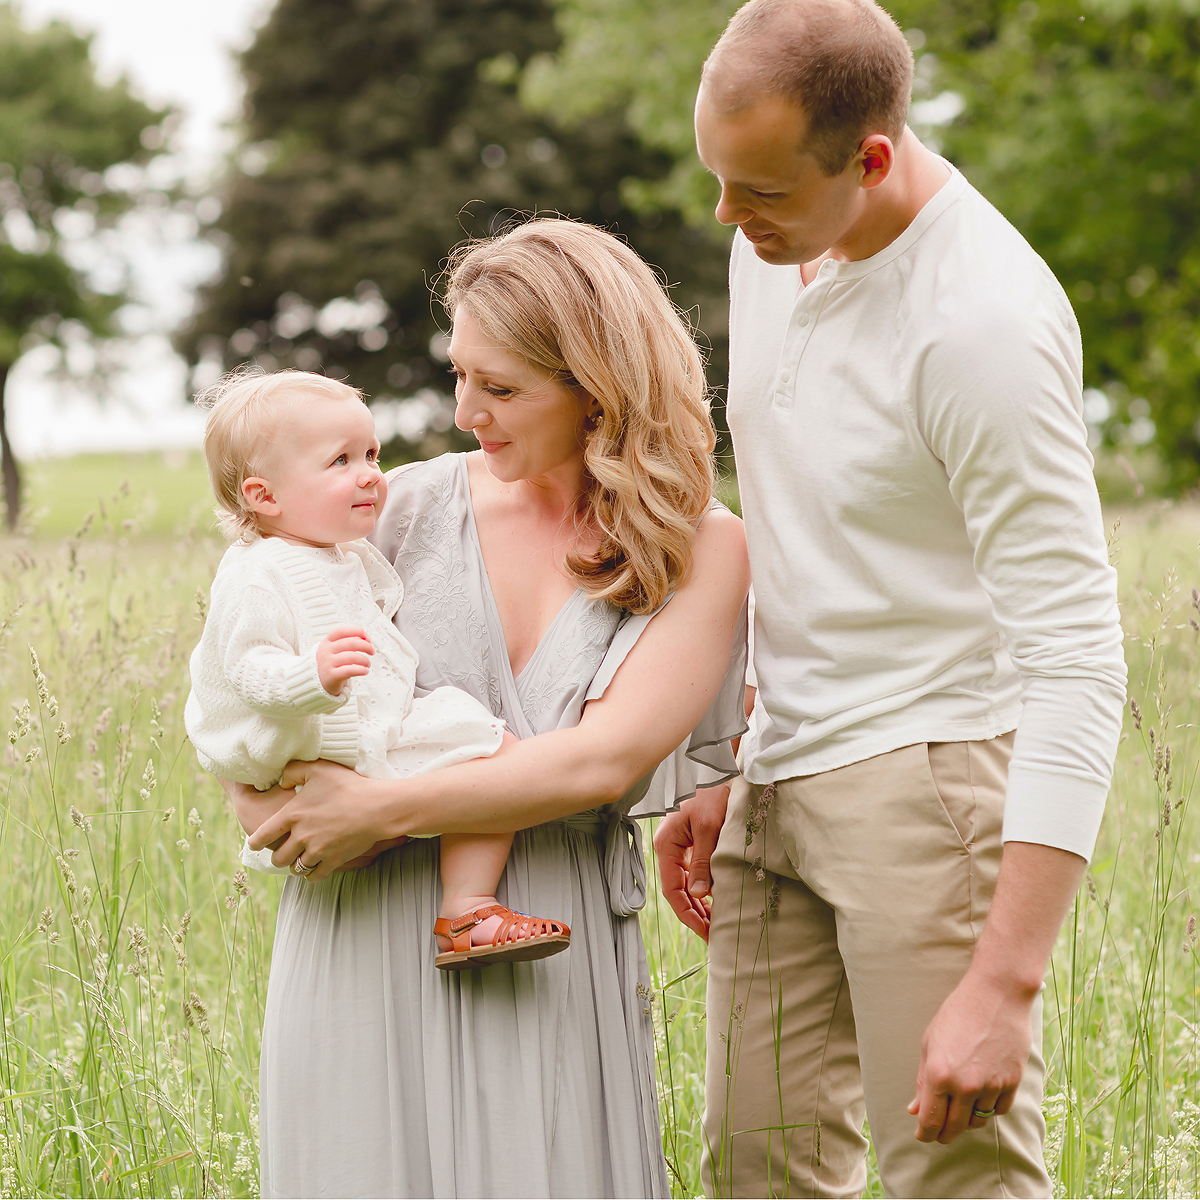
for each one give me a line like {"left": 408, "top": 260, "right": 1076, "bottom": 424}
{"left": 653, "top": 0, "right": 1127, "bottom": 1195}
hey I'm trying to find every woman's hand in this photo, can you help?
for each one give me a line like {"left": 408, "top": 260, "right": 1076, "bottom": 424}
{"left": 246, "top": 759, "right": 407, "bottom": 881}
{"left": 221, "top": 772, "right": 405, "bottom": 874}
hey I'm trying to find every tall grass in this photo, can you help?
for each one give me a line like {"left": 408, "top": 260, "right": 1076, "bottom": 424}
{"left": 1, "top": 476, "right": 1197, "bottom": 1198}
{"left": 0, "top": 489, "right": 273, "bottom": 1198}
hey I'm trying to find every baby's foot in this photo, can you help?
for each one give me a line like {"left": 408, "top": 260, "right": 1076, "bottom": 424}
{"left": 433, "top": 900, "right": 571, "bottom": 970}
{"left": 435, "top": 896, "right": 506, "bottom": 950}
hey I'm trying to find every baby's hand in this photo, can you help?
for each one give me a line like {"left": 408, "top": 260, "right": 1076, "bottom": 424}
{"left": 316, "top": 626, "right": 374, "bottom": 696}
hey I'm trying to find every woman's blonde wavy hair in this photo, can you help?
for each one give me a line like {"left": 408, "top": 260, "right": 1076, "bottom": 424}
{"left": 444, "top": 219, "right": 716, "bottom": 615}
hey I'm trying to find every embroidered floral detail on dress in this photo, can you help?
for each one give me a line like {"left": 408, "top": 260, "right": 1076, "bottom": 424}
{"left": 388, "top": 463, "right": 503, "bottom": 716}
{"left": 520, "top": 598, "right": 621, "bottom": 726}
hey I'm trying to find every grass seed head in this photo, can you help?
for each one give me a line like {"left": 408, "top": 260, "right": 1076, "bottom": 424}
{"left": 7, "top": 701, "right": 30, "bottom": 744}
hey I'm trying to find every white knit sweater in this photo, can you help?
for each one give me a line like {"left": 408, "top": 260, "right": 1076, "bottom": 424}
{"left": 185, "top": 536, "right": 503, "bottom": 792}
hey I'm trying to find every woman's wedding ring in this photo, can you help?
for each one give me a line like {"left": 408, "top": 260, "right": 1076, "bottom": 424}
{"left": 972, "top": 1105, "right": 996, "bottom": 1118}
{"left": 291, "top": 857, "right": 315, "bottom": 876}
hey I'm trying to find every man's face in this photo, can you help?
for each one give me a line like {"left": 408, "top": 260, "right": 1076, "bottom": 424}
{"left": 695, "top": 88, "right": 865, "bottom": 266}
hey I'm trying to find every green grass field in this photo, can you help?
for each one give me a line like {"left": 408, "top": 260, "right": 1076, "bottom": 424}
{"left": 1, "top": 456, "right": 1198, "bottom": 1198}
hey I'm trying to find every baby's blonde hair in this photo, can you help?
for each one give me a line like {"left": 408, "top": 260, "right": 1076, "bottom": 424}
{"left": 444, "top": 218, "right": 716, "bottom": 615}
{"left": 196, "top": 366, "right": 365, "bottom": 542}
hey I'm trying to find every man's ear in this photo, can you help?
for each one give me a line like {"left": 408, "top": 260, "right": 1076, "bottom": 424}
{"left": 241, "top": 476, "right": 281, "bottom": 515}
{"left": 857, "top": 132, "right": 895, "bottom": 189}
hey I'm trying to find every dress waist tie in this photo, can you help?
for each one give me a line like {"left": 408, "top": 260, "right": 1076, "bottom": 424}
{"left": 558, "top": 808, "right": 648, "bottom": 917}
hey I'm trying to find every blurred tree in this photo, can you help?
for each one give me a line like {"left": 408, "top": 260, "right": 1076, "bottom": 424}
{"left": 0, "top": 5, "right": 166, "bottom": 528}
{"left": 178, "top": 0, "right": 732, "bottom": 465}
{"left": 919, "top": 0, "right": 1200, "bottom": 490}
{"left": 521, "top": 0, "right": 737, "bottom": 226}
{"left": 535, "top": 0, "right": 1200, "bottom": 489}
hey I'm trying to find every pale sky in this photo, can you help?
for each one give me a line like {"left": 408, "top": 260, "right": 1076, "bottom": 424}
{"left": 9, "top": 0, "right": 271, "bottom": 458}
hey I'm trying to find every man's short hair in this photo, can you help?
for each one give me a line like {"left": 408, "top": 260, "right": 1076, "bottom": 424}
{"left": 703, "top": 0, "right": 914, "bottom": 175}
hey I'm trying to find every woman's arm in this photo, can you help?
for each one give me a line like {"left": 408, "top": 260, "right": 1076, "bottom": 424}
{"left": 249, "top": 509, "right": 750, "bottom": 880}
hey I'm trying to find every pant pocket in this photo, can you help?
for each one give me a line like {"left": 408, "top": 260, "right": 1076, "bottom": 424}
{"left": 925, "top": 741, "right": 977, "bottom": 848}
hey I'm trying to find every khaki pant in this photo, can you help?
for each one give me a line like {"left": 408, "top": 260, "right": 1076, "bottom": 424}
{"left": 702, "top": 735, "right": 1052, "bottom": 1199}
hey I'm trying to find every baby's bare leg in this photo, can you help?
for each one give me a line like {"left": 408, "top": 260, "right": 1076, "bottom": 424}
{"left": 436, "top": 730, "right": 518, "bottom": 949}
{"left": 438, "top": 832, "right": 515, "bottom": 923}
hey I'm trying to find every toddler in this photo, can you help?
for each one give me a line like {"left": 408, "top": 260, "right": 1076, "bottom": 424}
{"left": 184, "top": 367, "right": 569, "bottom": 970}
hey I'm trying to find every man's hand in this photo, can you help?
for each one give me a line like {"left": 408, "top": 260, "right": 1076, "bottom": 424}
{"left": 907, "top": 840, "right": 1087, "bottom": 1143}
{"left": 316, "top": 625, "right": 374, "bottom": 696}
{"left": 652, "top": 784, "right": 730, "bottom": 940}
{"left": 907, "top": 968, "right": 1031, "bottom": 1143}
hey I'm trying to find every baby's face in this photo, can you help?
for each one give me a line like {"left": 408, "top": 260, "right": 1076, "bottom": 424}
{"left": 249, "top": 396, "right": 387, "bottom": 547}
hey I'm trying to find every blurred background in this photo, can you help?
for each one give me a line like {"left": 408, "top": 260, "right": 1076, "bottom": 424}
{"left": 1, "top": 0, "right": 1195, "bottom": 535}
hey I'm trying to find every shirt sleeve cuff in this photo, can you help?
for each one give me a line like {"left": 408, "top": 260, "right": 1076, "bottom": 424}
{"left": 282, "top": 647, "right": 348, "bottom": 715}
{"left": 1001, "top": 763, "right": 1110, "bottom": 862}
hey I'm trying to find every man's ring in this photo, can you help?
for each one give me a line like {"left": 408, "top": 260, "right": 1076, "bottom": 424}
{"left": 291, "top": 858, "right": 315, "bottom": 876}
{"left": 973, "top": 1105, "right": 996, "bottom": 1118}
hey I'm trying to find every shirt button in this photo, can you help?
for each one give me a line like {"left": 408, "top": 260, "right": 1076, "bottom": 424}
{"left": 797, "top": 313, "right": 810, "bottom": 327}
{"left": 780, "top": 370, "right": 791, "bottom": 383}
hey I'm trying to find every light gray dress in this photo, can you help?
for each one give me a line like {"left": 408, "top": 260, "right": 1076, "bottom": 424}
{"left": 258, "top": 453, "right": 747, "bottom": 1199}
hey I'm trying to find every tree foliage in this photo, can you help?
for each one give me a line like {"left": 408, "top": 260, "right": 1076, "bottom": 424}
{"left": 521, "top": 0, "right": 737, "bottom": 225}
{"left": 534, "top": 0, "right": 1200, "bottom": 488}
{"left": 0, "top": 4, "right": 165, "bottom": 527}
{"left": 179, "top": 0, "right": 732, "bottom": 464}
{"left": 919, "top": 0, "right": 1200, "bottom": 489}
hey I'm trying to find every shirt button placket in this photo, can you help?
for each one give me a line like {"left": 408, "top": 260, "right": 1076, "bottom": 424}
{"left": 775, "top": 273, "right": 836, "bottom": 411}
{"left": 775, "top": 301, "right": 815, "bottom": 410}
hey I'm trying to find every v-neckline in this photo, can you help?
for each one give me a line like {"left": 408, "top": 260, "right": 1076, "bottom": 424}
{"left": 458, "top": 455, "right": 585, "bottom": 685}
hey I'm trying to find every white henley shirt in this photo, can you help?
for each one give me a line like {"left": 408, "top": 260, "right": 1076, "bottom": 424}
{"left": 728, "top": 166, "right": 1127, "bottom": 861}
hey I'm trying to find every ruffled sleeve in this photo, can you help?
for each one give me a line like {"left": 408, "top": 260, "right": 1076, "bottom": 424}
{"left": 583, "top": 594, "right": 749, "bottom": 820}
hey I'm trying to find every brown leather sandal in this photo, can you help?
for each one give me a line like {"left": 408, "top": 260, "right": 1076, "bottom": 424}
{"left": 433, "top": 903, "right": 570, "bottom": 971}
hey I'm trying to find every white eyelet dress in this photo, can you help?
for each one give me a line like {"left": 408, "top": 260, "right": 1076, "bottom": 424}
{"left": 257, "top": 453, "right": 748, "bottom": 1199}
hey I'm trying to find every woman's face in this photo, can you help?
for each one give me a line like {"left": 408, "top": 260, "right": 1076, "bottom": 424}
{"left": 449, "top": 306, "right": 592, "bottom": 486}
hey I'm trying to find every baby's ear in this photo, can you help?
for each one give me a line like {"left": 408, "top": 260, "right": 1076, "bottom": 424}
{"left": 241, "top": 476, "right": 281, "bottom": 515}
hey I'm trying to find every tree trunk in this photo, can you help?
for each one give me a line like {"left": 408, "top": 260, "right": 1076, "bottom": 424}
{"left": 0, "top": 364, "right": 20, "bottom": 532}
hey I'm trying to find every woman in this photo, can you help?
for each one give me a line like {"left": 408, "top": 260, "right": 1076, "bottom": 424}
{"left": 237, "top": 219, "right": 750, "bottom": 1198}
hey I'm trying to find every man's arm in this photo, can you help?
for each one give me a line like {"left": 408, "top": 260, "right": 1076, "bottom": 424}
{"left": 908, "top": 841, "right": 1085, "bottom": 1142}
{"left": 911, "top": 298, "right": 1126, "bottom": 1142}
